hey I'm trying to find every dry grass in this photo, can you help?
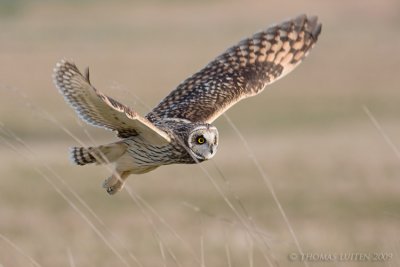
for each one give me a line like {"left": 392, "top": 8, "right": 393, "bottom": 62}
{"left": 0, "top": 1, "right": 399, "bottom": 266}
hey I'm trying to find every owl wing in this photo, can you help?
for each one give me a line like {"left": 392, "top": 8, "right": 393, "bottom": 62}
{"left": 147, "top": 14, "right": 321, "bottom": 124}
{"left": 53, "top": 60, "right": 171, "bottom": 145}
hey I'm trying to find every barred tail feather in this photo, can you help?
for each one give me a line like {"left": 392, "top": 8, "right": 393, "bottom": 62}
{"left": 70, "top": 142, "right": 127, "bottom": 166}
{"left": 70, "top": 147, "right": 96, "bottom": 165}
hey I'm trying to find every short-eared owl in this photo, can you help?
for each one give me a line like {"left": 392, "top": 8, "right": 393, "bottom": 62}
{"left": 53, "top": 14, "right": 321, "bottom": 194}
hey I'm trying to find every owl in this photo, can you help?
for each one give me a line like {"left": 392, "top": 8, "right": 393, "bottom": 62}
{"left": 53, "top": 14, "right": 321, "bottom": 194}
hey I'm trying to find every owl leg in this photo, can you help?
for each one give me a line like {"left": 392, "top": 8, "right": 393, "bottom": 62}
{"left": 103, "top": 170, "right": 131, "bottom": 195}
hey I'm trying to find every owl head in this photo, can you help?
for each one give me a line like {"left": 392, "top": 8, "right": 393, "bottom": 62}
{"left": 187, "top": 124, "right": 218, "bottom": 161}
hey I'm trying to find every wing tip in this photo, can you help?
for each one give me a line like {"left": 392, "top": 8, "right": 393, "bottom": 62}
{"left": 286, "top": 14, "right": 322, "bottom": 41}
{"left": 53, "top": 58, "right": 73, "bottom": 76}
{"left": 53, "top": 59, "right": 78, "bottom": 88}
{"left": 53, "top": 59, "right": 93, "bottom": 89}
{"left": 305, "top": 15, "right": 322, "bottom": 41}
{"left": 293, "top": 13, "right": 307, "bottom": 26}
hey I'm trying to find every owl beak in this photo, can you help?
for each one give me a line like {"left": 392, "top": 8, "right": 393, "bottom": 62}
{"left": 201, "top": 146, "right": 215, "bottom": 160}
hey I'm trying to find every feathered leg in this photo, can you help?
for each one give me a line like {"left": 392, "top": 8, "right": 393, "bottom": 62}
{"left": 103, "top": 170, "right": 131, "bottom": 195}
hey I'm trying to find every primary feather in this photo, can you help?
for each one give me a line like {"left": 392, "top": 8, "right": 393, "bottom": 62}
{"left": 53, "top": 60, "right": 171, "bottom": 145}
{"left": 147, "top": 14, "right": 321, "bottom": 123}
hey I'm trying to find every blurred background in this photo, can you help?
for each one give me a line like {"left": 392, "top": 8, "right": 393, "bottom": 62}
{"left": 0, "top": 0, "right": 399, "bottom": 266}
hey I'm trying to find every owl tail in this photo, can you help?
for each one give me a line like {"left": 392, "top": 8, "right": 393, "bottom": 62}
{"left": 70, "top": 142, "right": 127, "bottom": 165}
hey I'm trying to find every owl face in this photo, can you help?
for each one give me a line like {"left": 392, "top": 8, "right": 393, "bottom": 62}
{"left": 187, "top": 125, "right": 218, "bottom": 161}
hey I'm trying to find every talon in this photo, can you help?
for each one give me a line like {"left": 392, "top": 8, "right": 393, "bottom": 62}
{"left": 107, "top": 187, "right": 116, "bottom": 195}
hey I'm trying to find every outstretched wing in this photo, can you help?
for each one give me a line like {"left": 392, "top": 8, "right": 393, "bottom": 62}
{"left": 53, "top": 60, "right": 171, "bottom": 145}
{"left": 147, "top": 14, "right": 321, "bottom": 123}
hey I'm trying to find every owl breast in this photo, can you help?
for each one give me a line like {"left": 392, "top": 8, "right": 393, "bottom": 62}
{"left": 124, "top": 134, "right": 196, "bottom": 168}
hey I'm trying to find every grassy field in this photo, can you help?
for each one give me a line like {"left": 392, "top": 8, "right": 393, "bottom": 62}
{"left": 1, "top": 0, "right": 400, "bottom": 266}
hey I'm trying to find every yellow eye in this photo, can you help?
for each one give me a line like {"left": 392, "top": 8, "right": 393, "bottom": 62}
{"left": 197, "top": 136, "right": 205, "bottom": 144}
